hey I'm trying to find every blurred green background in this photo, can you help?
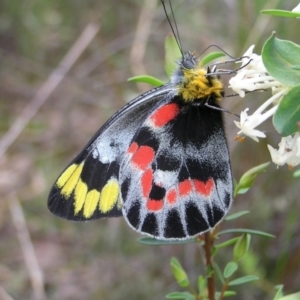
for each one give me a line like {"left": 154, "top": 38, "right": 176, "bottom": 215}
{"left": 0, "top": 0, "right": 300, "bottom": 299}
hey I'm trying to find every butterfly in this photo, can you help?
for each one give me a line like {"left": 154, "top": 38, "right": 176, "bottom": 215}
{"left": 48, "top": 0, "right": 237, "bottom": 240}
{"left": 48, "top": 47, "right": 234, "bottom": 240}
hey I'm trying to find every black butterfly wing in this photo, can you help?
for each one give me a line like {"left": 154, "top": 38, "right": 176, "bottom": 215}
{"left": 119, "top": 97, "right": 233, "bottom": 239}
{"left": 48, "top": 84, "right": 174, "bottom": 221}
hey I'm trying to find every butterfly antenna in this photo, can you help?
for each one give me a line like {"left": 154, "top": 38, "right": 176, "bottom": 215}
{"left": 169, "top": 0, "right": 183, "bottom": 54}
{"left": 201, "top": 44, "right": 235, "bottom": 59}
{"left": 161, "top": 0, "right": 183, "bottom": 57}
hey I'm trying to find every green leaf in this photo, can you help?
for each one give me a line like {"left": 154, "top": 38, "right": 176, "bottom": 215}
{"left": 262, "top": 33, "right": 300, "bottom": 86}
{"left": 207, "top": 263, "right": 214, "bottom": 278}
{"left": 215, "top": 291, "right": 237, "bottom": 298}
{"left": 223, "top": 291, "right": 237, "bottom": 297}
{"left": 215, "top": 237, "right": 240, "bottom": 249}
{"left": 138, "top": 237, "right": 196, "bottom": 246}
{"left": 274, "top": 284, "right": 284, "bottom": 300}
{"left": 233, "top": 234, "right": 251, "bottom": 261}
{"left": 212, "top": 246, "right": 218, "bottom": 257}
{"left": 165, "top": 35, "right": 182, "bottom": 78}
{"left": 166, "top": 292, "right": 195, "bottom": 300}
{"left": 277, "top": 292, "right": 300, "bottom": 300}
{"left": 273, "top": 84, "right": 300, "bottom": 136}
{"left": 213, "top": 261, "right": 224, "bottom": 284}
{"left": 201, "top": 51, "right": 226, "bottom": 66}
{"left": 128, "top": 75, "right": 164, "bottom": 87}
{"left": 234, "top": 162, "right": 270, "bottom": 196}
{"left": 261, "top": 9, "right": 300, "bottom": 18}
{"left": 198, "top": 275, "right": 207, "bottom": 295}
{"left": 229, "top": 275, "right": 259, "bottom": 286}
{"left": 223, "top": 262, "right": 238, "bottom": 278}
{"left": 170, "top": 257, "right": 190, "bottom": 287}
{"left": 218, "top": 228, "right": 275, "bottom": 238}
{"left": 293, "top": 169, "right": 300, "bottom": 178}
{"left": 225, "top": 210, "right": 250, "bottom": 221}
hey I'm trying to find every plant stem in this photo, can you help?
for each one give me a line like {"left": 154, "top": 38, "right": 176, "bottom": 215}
{"left": 188, "top": 285, "right": 202, "bottom": 300}
{"left": 204, "top": 232, "right": 215, "bottom": 300}
{"left": 218, "top": 278, "right": 230, "bottom": 300}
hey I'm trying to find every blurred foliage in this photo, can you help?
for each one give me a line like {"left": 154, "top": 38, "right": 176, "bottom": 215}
{"left": 0, "top": 0, "right": 300, "bottom": 299}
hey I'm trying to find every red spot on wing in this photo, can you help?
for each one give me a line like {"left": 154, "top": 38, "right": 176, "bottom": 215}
{"left": 147, "top": 199, "right": 163, "bottom": 211}
{"left": 194, "top": 178, "right": 214, "bottom": 197}
{"left": 149, "top": 103, "right": 180, "bottom": 127}
{"left": 166, "top": 188, "right": 177, "bottom": 205}
{"left": 131, "top": 146, "right": 155, "bottom": 170}
{"left": 141, "top": 169, "right": 153, "bottom": 198}
{"left": 178, "top": 179, "right": 193, "bottom": 197}
{"left": 127, "top": 142, "right": 138, "bottom": 154}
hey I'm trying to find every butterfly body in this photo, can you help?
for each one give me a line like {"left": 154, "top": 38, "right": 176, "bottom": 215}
{"left": 48, "top": 52, "right": 233, "bottom": 240}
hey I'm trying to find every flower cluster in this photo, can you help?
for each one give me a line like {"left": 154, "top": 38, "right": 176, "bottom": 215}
{"left": 268, "top": 133, "right": 300, "bottom": 169}
{"left": 229, "top": 46, "right": 300, "bottom": 168}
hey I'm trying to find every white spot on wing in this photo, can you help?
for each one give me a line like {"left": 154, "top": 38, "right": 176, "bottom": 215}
{"left": 91, "top": 130, "right": 134, "bottom": 164}
{"left": 153, "top": 170, "right": 178, "bottom": 188}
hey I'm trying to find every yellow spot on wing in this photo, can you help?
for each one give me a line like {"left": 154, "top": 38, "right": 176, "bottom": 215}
{"left": 84, "top": 190, "right": 100, "bottom": 218}
{"left": 56, "top": 162, "right": 120, "bottom": 217}
{"left": 74, "top": 179, "right": 88, "bottom": 214}
{"left": 58, "top": 163, "right": 84, "bottom": 199}
{"left": 56, "top": 164, "right": 78, "bottom": 188}
{"left": 99, "top": 178, "right": 119, "bottom": 213}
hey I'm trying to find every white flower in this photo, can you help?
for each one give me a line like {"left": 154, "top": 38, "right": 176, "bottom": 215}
{"left": 292, "top": 3, "right": 300, "bottom": 12}
{"left": 267, "top": 133, "right": 300, "bottom": 168}
{"left": 234, "top": 89, "right": 285, "bottom": 142}
{"left": 229, "top": 45, "right": 290, "bottom": 144}
{"left": 229, "top": 45, "right": 299, "bottom": 168}
{"left": 229, "top": 45, "right": 283, "bottom": 97}
{"left": 234, "top": 108, "right": 266, "bottom": 142}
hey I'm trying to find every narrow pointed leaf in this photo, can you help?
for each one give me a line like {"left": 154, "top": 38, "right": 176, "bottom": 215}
{"left": 229, "top": 275, "right": 259, "bottom": 286}
{"left": 166, "top": 292, "right": 195, "bottom": 299}
{"left": 215, "top": 237, "right": 240, "bottom": 249}
{"left": 218, "top": 228, "right": 275, "bottom": 238}
{"left": 277, "top": 292, "right": 300, "bottom": 300}
{"left": 223, "top": 291, "right": 237, "bottom": 297}
{"left": 128, "top": 75, "right": 164, "bottom": 87}
{"left": 226, "top": 210, "right": 250, "bottom": 221}
{"left": 215, "top": 291, "right": 237, "bottom": 298}
{"left": 213, "top": 261, "right": 224, "bottom": 284}
{"left": 202, "top": 51, "right": 226, "bottom": 66}
{"left": 170, "top": 257, "right": 190, "bottom": 287}
{"left": 273, "top": 284, "right": 284, "bottom": 300}
{"left": 261, "top": 9, "right": 300, "bottom": 18}
{"left": 233, "top": 234, "right": 251, "bottom": 261}
{"left": 198, "top": 275, "right": 207, "bottom": 295}
{"left": 235, "top": 162, "right": 270, "bottom": 196}
{"left": 138, "top": 237, "right": 196, "bottom": 246}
